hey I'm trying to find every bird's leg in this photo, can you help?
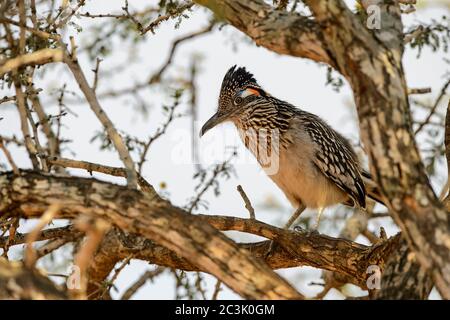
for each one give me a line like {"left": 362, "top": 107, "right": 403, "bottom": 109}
{"left": 314, "top": 207, "right": 325, "bottom": 230}
{"left": 284, "top": 204, "right": 307, "bottom": 229}
{"left": 265, "top": 203, "right": 306, "bottom": 259}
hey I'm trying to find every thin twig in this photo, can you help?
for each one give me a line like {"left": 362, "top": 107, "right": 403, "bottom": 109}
{"left": 30, "top": 0, "right": 37, "bottom": 27}
{"left": 57, "top": 0, "right": 87, "bottom": 29}
{"left": 189, "top": 57, "right": 202, "bottom": 171}
{"left": 1, "top": 135, "right": 24, "bottom": 146}
{"left": 237, "top": 185, "right": 255, "bottom": 220}
{"left": 362, "top": 229, "right": 380, "bottom": 244}
{"left": 24, "top": 103, "right": 49, "bottom": 171}
{"left": 98, "top": 255, "right": 133, "bottom": 299}
{"left": 92, "top": 58, "right": 102, "bottom": 92}
{"left": 1, "top": 218, "right": 18, "bottom": 258}
{"left": 0, "top": 225, "right": 78, "bottom": 247}
{"left": 17, "top": 0, "right": 26, "bottom": 54}
{"left": 187, "top": 153, "right": 236, "bottom": 213}
{"left": 408, "top": 87, "right": 431, "bottom": 95}
{"left": 148, "top": 23, "right": 214, "bottom": 84}
{"left": 24, "top": 203, "right": 60, "bottom": 268}
{"left": 79, "top": 8, "right": 156, "bottom": 19}
{"left": 137, "top": 101, "right": 180, "bottom": 173}
{"left": 120, "top": 267, "right": 165, "bottom": 300}
{"left": 46, "top": 156, "right": 157, "bottom": 197}
{"left": 122, "top": 0, "right": 144, "bottom": 33}
{"left": 211, "top": 279, "right": 222, "bottom": 300}
{"left": 415, "top": 79, "right": 450, "bottom": 134}
{"left": 14, "top": 80, "right": 39, "bottom": 169}
{"left": 0, "top": 136, "right": 19, "bottom": 174}
{"left": 36, "top": 234, "right": 81, "bottom": 259}
{"left": 141, "top": 2, "right": 194, "bottom": 34}
{"left": 0, "top": 96, "right": 16, "bottom": 104}
{"left": 72, "top": 217, "right": 110, "bottom": 299}
{"left": 27, "top": 86, "right": 60, "bottom": 158}
{"left": 63, "top": 51, "right": 138, "bottom": 188}
{"left": 0, "top": 17, "right": 60, "bottom": 40}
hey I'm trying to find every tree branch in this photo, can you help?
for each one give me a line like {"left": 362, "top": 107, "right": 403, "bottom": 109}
{"left": 0, "top": 48, "right": 63, "bottom": 77}
{"left": 375, "top": 237, "right": 433, "bottom": 299}
{"left": 63, "top": 53, "right": 138, "bottom": 188}
{"left": 193, "top": 0, "right": 334, "bottom": 66}
{"left": 0, "top": 257, "right": 67, "bottom": 299}
{"left": 0, "top": 171, "right": 303, "bottom": 300}
{"left": 0, "top": 171, "right": 403, "bottom": 292}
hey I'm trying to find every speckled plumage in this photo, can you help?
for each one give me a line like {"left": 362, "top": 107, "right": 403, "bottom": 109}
{"left": 216, "top": 66, "right": 367, "bottom": 211}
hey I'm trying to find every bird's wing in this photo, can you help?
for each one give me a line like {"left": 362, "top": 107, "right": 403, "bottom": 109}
{"left": 300, "top": 113, "right": 366, "bottom": 208}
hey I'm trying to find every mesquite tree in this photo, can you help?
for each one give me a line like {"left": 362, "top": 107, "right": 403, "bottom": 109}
{"left": 0, "top": 0, "right": 449, "bottom": 300}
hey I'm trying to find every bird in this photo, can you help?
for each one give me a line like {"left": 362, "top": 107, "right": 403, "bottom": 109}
{"left": 200, "top": 66, "right": 383, "bottom": 229}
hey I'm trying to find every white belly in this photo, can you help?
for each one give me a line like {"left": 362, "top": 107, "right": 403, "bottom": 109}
{"left": 237, "top": 126, "right": 347, "bottom": 209}
{"left": 269, "top": 149, "right": 347, "bottom": 209}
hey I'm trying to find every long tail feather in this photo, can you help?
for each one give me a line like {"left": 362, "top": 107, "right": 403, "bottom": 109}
{"left": 361, "top": 170, "right": 386, "bottom": 206}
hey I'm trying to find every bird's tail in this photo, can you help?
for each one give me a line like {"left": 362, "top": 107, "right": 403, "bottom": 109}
{"left": 361, "top": 170, "right": 386, "bottom": 206}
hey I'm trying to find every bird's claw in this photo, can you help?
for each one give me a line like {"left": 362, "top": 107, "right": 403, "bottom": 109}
{"left": 264, "top": 240, "right": 277, "bottom": 259}
{"left": 294, "top": 225, "right": 319, "bottom": 236}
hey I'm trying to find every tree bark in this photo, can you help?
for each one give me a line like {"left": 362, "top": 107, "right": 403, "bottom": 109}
{"left": 195, "top": 0, "right": 450, "bottom": 299}
{"left": 0, "top": 171, "right": 302, "bottom": 300}
{"left": 194, "top": 0, "right": 334, "bottom": 66}
{"left": 0, "top": 257, "right": 67, "bottom": 299}
{"left": 0, "top": 171, "right": 402, "bottom": 295}
{"left": 376, "top": 237, "right": 434, "bottom": 299}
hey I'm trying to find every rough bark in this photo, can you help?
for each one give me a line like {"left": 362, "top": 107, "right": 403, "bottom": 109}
{"left": 194, "top": 0, "right": 334, "bottom": 66}
{"left": 0, "top": 257, "right": 67, "bottom": 299}
{"left": 0, "top": 171, "right": 402, "bottom": 294}
{"left": 195, "top": 0, "right": 450, "bottom": 299}
{"left": 88, "top": 225, "right": 401, "bottom": 291}
{"left": 86, "top": 230, "right": 123, "bottom": 300}
{"left": 0, "top": 171, "right": 302, "bottom": 300}
{"left": 303, "top": 0, "right": 450, "bottom": 298}
{"left": 444, "top": 99, "right": 450, "bottom": 211}
{"left": 376, "top": 237, "right": 434, "bottom": 300}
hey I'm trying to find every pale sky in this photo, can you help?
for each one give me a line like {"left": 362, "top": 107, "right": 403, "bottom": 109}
{"left": 1, "top": 0, "right": 449, "bottom": 299}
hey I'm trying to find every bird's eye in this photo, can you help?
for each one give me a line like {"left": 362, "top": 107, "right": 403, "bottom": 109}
{"left": 234, "top": 96, "right": 243, "bottom": 104}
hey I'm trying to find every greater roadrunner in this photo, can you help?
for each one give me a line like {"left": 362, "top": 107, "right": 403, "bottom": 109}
{"left": 200, "top": 66, "right": 383, "bottom": 228}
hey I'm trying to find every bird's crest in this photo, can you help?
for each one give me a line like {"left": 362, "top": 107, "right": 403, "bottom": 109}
{"left": 220, "top": 66, "right": 259, "bottom": 97}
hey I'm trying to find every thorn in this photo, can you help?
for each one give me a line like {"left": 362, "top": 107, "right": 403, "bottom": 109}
{"left": 379, "top": 226, "right": 387, "bottom": 241}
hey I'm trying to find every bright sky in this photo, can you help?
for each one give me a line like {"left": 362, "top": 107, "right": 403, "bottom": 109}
{"left": 1, "top": 0, "right": 449, "bottom": 299}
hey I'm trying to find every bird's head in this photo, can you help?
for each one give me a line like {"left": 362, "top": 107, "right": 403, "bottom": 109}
{"left": 200, "top": 65, "right": 266, "bottom": 137}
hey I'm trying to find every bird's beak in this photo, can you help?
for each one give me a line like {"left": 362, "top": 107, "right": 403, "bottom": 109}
{"left": 199, "top": 112, "right": 227, "bottom": 138}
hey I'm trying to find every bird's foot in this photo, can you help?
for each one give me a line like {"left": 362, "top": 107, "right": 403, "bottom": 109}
{"left": 264, "top": 240, "right": 277, "bottom": 259}
{"left": 294, "top": 225, "right": 319, "bottom": 236}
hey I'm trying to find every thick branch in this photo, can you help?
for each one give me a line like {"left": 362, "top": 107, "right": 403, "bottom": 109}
{"left": 0, "top": 171, "right": 302, "bottom": 300}
{"left": 375, "top": 237, "right": 433, "bottom": 299}
{"left": 0, "top": 171, "right": 401, "bottom": 292}
{"left": 194, "top": 0, "right": 333, "bottom": 66}
{"left": 0, "top": 257, "right": 67, "bottom": 299}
